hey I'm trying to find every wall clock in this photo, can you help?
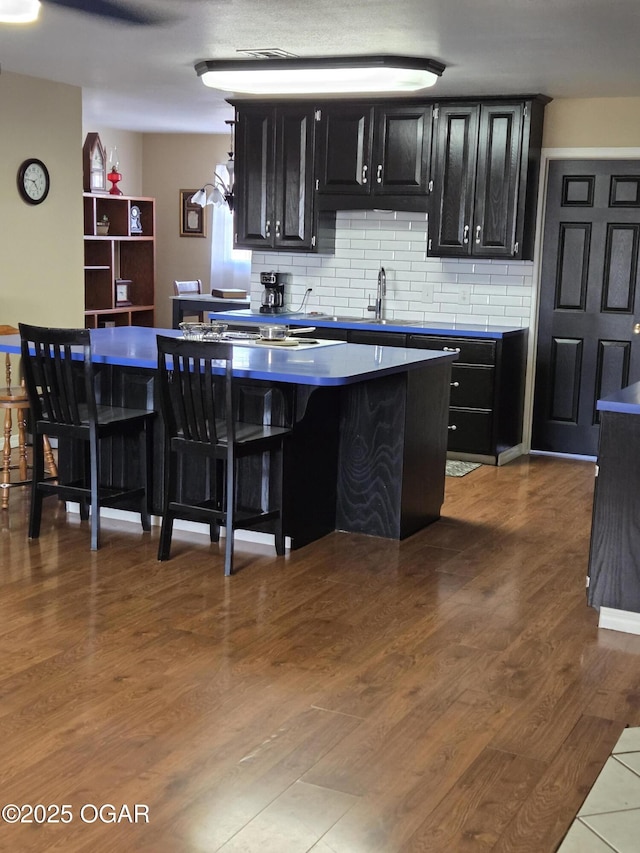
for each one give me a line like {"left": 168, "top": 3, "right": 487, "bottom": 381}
{"left": 17, "top": 158, "right": 50, "bottom": 205}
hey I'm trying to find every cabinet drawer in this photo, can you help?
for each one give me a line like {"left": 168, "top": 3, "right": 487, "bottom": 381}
{"left": 447, "top": 408, "right": 493, "bottom": 455}
{"left": 407, "top": 334, "right": 496, "bottom": 365}
{"left": 450, "top": 365, "right": 495, "bottom": 409}
{"left": 348, "top": 330, "right": 408, "bottom": 347}
{"left": 305, "top": 327, "right": 348, "bottom": 341}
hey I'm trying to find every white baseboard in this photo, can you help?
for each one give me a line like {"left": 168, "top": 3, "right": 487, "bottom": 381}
{"left": 529, "top": 449, "right": 597, "bottom": 462}
{"left": 599, "top": 606, "right": 640, "bottom": 635}
{"left": 65, "top": 502, "right": 290, "bottom": 549}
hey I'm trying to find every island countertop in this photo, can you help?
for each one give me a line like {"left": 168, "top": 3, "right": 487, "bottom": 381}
{"left": 596, "top": 381, "right": 640, "bottom": 415}
{"left": 0, "top": 325, "right": 457, "bottom": 386}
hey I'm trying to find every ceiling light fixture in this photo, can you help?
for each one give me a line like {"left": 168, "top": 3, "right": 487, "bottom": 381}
{"left": 0, "top": 0, "right": 40, "bottom": 23}
{"left": 195, "top": 55, "right": 445, "bottom": 96}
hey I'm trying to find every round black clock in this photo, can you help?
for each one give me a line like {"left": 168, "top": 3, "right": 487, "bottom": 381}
{"left": 17, "top": 158, "right": 50, "bottom": 205}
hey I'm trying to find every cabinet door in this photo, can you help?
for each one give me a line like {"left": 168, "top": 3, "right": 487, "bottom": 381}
{"left": 315, "top": 104, "right": 373, "bottom": 194}
{"left": 234, "top": 107, "right": 275, "bottom": 249}
{"left": 372, "top": 105, "right": 432, "bottom": 196}
{"left": 473, "top": 104, "right": 523, "bottom": 257}
{"left": 429, "top": 104, "right": 479, "bottom": 255}
{"left": 273, "top": 106, "right": 316, "bottom": 250}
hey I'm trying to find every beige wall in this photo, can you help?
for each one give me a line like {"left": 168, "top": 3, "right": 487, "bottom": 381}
{"left": 142, "top": 133, "right": 229, "bottom": 329}
{"left": 0, "top": 72, "right": 84, "bottom": 328}
{"left": 543, "top": 97, "right": 640, "bottom": 148}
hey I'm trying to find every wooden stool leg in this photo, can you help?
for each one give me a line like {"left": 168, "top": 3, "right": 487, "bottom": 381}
{"left": 2, "top": 408, "right": 11, "bottom": 510}
{"left": 43, "top": 435, "right": 57, "bottom": 478}
{"left": 17, "top": 408, "right": 28, "bottom": 482}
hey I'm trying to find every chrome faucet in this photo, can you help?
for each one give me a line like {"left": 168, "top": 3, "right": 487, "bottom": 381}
{"left": 368, "top": 266, "right": 386, "bottom": 320}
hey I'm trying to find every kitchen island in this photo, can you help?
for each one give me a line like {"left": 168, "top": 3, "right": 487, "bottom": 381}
{"left": 0, "top": 325, "right": 457, "bottom": 549}
{"left": 587, "top": 382, "right": 640, "bottom": 634}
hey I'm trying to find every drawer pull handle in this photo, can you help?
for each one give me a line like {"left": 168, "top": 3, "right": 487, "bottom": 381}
{"left": 448, "top": 424, "right": 457, "bottom": 431}
{"left": 443, "top": 346, "right": 461, "bottom": 352}
{"left": 463, "top": 224, "right": 469, "bottom": 244}
{"left": 362, "top": 164, "right": 368, "bottom": 184}
{"left": 450, "top": 381, "right": 460, "bottom": 387}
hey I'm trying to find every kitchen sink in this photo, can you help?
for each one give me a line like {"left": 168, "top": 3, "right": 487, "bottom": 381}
{"left": 314, "top": 315, "right": 422, "bottom": 326}
{"left": 367, "top": 319, "right": 422, "bottom": 326}
{"left": 318, "top": 315, "right": 369, "bottom": 323}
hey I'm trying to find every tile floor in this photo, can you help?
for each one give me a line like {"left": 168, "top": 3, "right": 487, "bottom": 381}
{"left": 558, "top": 728, "right": 640, "bottom": 852}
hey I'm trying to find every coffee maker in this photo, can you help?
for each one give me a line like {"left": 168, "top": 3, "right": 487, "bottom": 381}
{"left": 259, "top": 271, "right": 286, "bottom": 313}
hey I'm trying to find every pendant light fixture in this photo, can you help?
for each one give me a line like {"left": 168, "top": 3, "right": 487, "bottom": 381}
{"left": 195, "top": 54, "right": 445, "bottom": 96}
{"left": 191, "top": 119, "right": 236, "bottom": 211}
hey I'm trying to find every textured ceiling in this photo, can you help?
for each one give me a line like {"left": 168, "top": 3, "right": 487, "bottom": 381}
{"left": 0, "top": 0, "right": 639, "bottom": 133}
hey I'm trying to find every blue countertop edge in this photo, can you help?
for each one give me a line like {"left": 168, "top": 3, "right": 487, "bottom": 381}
{"left": 0, "top": 326, "right": 457, "bottom": 387}
{"left": 208, "top": 309, "right": 526, "bottom": 339}
{"left": 597, "top": 382, "right": 640, "bottom": 414}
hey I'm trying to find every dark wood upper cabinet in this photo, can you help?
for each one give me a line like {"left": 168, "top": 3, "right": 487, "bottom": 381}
{"left": 233, "top": 103, "right": 334, "bottom": 252}
{"left": 315, "top": 104, "right": 373, "bottom": 194}
{"left": 315, "top": 102, "right": 432, "bottom": 204}
{"left": 428, "top": 104, "right": 479, "bottom": 253}
{"left": 373, "top": 105, "right": 432, "bottom": 195}
{"left": 428, "top": 98, "right": 547, "bottom": 260}
{"left": 230, "top": 95, "right": 547, "bottom": 257}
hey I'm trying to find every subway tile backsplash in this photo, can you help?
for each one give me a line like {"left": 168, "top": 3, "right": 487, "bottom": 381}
{"left": 250, "top": 210, "right": 534, "bottom": 328}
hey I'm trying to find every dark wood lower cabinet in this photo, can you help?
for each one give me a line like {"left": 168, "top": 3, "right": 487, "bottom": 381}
{"left": 339, "top": 326, "right": 526, "bottom": 462}
{"left": 587, "top": 409, "right": 640, "bottom": 612}
{"left": 407, "top": 330, "right": 527, "bottom": 463}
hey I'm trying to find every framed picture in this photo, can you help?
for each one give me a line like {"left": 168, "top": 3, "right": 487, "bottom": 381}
{"left": 180, "top": 189, "right": 206, "bottom": 237}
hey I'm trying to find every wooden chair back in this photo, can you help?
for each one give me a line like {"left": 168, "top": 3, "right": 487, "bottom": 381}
{"left": 19, "top": 324, "right": 96, "bottom": 428}
{"left": 157, "top": 335, "right": 233, "bottom": 449}
{"left": 173, "top": 280, "right": 203, "bottom": 296}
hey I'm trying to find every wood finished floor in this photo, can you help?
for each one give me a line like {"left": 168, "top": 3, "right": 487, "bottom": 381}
{"left": 0, "top": 454, "right": 637, "bottom": 852}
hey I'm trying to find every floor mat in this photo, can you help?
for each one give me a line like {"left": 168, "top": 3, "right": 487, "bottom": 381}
{"left": 445, "top": 460, "right": 482, "bottom": 477}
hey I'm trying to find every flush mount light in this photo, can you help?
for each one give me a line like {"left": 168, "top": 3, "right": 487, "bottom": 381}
{"left": 0, "top": 0, "right": 40, "bottom": 23}
{"left": 194, "top": 55, "right": 445, "bottom": 96}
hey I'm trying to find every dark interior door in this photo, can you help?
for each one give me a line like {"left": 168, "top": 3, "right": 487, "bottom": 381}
{"left": 533, "top": 159, "right": 640, "bottom": 455}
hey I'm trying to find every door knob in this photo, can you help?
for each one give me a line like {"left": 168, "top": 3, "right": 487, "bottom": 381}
{"left": 634, "top": 323, "right": 640, "bottom": 335}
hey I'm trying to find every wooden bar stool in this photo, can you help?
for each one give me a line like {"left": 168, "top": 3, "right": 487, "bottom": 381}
{"left": 0, "top": 325, "right": 57, "bottom": 509}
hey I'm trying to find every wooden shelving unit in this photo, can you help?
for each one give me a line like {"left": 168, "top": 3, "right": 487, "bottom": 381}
{"left": 83, "top": 193, "right": 155, "bottom": 328}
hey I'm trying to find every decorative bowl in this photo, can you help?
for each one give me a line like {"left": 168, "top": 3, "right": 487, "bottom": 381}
{"left": 179, "top": 322, "right": 208, "bottom": 340}
{"left": 179, "top": 322, "right": 229, "bottom": 341}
